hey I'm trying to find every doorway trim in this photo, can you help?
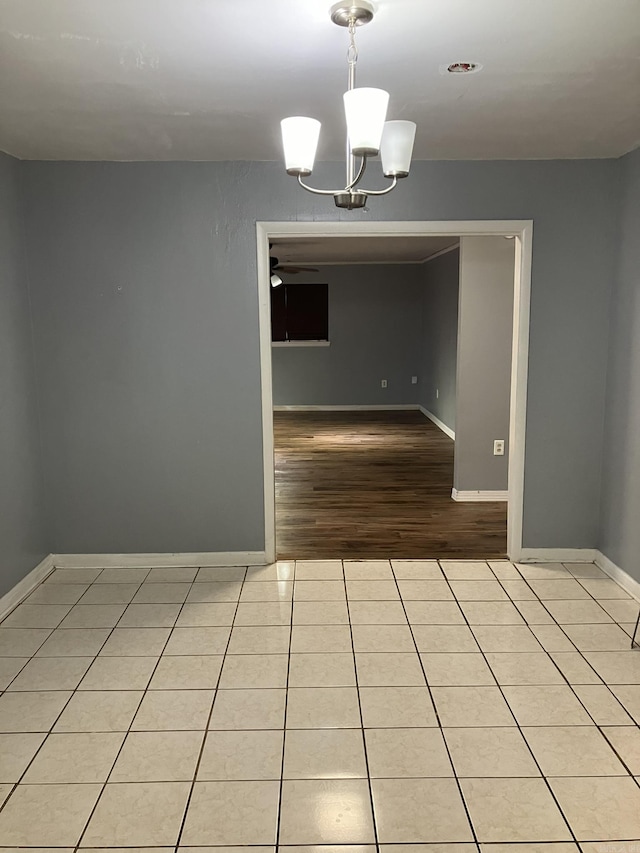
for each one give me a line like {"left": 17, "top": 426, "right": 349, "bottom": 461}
{"left": 256, "top": 220, "right": 534, "bottom": 563}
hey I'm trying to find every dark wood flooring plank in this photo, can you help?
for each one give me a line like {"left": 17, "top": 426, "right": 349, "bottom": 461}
{"left": 274, "top": 410, "right": 507, "bottom": 559}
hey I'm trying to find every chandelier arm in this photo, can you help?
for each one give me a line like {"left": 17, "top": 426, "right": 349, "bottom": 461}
{"left": 296, "top": 175, "right": 343, "bottom": 196}
{"left": 357, "top": 176, "right": 399, "bottom": 196}
{"left": 345, "top": 155, "right": 367, "bottom": 190}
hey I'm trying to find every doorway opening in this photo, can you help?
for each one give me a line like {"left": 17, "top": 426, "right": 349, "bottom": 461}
{"left": 257, "top": 221, "right": 533, "bottom": 564}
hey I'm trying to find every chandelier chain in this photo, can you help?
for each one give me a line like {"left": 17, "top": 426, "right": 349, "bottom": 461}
{"left": 347, "top": 17, "right": 358, "bottom": 68}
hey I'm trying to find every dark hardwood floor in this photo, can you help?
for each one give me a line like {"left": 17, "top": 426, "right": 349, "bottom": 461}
{"left": 274, "top": 410, "right": 507, "bottom": 560}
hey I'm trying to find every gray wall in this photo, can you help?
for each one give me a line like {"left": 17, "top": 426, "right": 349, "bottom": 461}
{"left": 600, "top": 147, "right": 640, "bottom": 581}
{"left": 272, "top": 265, "right": 422, "bottom": 407}
{"left": 454, "top": 237, "right": 514, "bottom": 493}
{"left": 20, "top": 158, "right": 618, "bottom": 553}
{"left": 0, "top": 152, "right": 49, "bottom": 594}
{"left": 418, "top": 249, "right": 460, "bottom": 432}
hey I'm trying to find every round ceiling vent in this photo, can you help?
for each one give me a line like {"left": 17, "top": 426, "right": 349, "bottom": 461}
{"left": 441, "top": 62, "right": 483, "bottom": 75}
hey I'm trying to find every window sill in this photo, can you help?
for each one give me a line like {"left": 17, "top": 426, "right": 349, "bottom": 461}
{"left": 272, "top": 341, "right": 330, "bottom": 347}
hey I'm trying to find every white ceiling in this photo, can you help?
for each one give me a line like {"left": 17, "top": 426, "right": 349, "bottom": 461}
{"left": 271, "top": 236, "right": 460, "bottom": 265}
{"left": 1, "top": 0, "right": 638, "bottom": 161}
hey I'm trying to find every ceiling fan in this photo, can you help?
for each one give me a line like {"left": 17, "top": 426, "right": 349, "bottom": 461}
{"left": 269, "top": 255, "right": 319, "bottom": 276}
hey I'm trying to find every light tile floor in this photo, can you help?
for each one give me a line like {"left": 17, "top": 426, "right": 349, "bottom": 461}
{"left": 0, "top": 558, "right": 639, "bottom": 851}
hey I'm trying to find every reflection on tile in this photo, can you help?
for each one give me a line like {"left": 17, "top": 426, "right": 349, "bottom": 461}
{"left": 0, "top": 690, "right": 72, "bottom": 732}
{"left": 286, "top": 687, "right": 361, "bottom": 729}
{"left": 522, "top": 726, "right": 626, "bottom": 776}
{"left": 210, "top": 689, "right": 286, "bottom": 730}
{"left": 0, "top": 732, "right": 47, "bottom": 782}
{"left": 444, "top": 727, "right": 539, "bottom": 777}
{"left": 182, "top": 780, "right": 280, "bottom": 844}
{"left": 365, "top": 727, "right": 453, "bottom": 778}
{"left": 199, "top": 729, "right": 283, "bottom": 780}
{"left": 54, "top": 690, "right": 142, "bottom": 732}
{"left": 549, "top": 776, "right": 640, "bottom": 840}
{"left": 22, "top": 731, "right": 124, "bottom": 783}
{"left": 284, "top": 728, "right": 367, "bottom": 779}
{"left": 431, "top": 687, "right": 515, "bottom": 728}
{"left": 461, "top": 777, "right": 571, "bottom": 842}
{"left": 359, "top": 686, "right": 437, "bottom": 728}
{"left": 240, "top": 581, "right": 294, "bottom": 602}
{"left": 110, "top": 730, "right": 204, "bottom": 781}
{"left": 132, "top": 690, "right": 214, "bottom": 730}
{"left": 372, "top": 778, "right": 473, "bottom": 842}
{"left": 356, "top": 653, "right": 425, "bottom": 687}
{"left": 0, "top": 782, "right": 101, "bottom": 846}
{"left": 246, "top": 562, "right": 294, "bottom": 582}
{"left": 83, "top": 781, "right": 191, "bottom": 846}
{"left": 279, "top": 779, "right": 375, "bottom": 844}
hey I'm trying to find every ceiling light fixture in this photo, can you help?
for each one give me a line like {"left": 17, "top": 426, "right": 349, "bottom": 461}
{"left": 271, "top": 273, "right": 284, "bottom": 288}
{"left": 280, "top": 1, "right": 416, "bottom": 211}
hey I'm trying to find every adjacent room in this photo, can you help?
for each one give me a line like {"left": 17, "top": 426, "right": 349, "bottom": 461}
{"left": 1, "top": 0, "right": 639, "bottom": 849}
{"left": 270, "top": 234, "right": 514, "bottom": 560}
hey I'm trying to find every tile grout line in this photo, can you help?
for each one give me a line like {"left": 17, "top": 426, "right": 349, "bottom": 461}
{"left": 172, "top": 564, "right": 248, "bottom": 851}
{"left": 390, "top": 561, "right": 480, "bottom": 850}
{"left": 440, "top": 560, "right": 580, "bottom": 846}
{"left": 343, "top": 561, "right": 383, "bottom": 853}
{"left": 274, "top": 561, "right": 295, "bottom": 853}
{"left": 73, "top": 565, "right": 202, "bottom": 852}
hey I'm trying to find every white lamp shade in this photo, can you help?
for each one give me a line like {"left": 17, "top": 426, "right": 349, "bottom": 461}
{"left": 343, "top": 88, "right": 389, "bottom": 156}
{"left": 381, "top": 120, "right": 417, "bottom": 177}
{"left": 281, "top": 117, "right": 321, "bottom": 176}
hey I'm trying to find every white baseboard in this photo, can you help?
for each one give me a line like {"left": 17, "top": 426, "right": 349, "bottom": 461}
{"left": 273, "top": 405, "right": 419, "bottom": 412}
{"left": 53, "top": 552, "right": 268, "bottom": 569}
{"left": 594, "top": 550, "right": 640, "bottom": 603}
{"left": 418, "top": 406, "right": 455, "bottom": 440}
{"left": 0, "top": 554, "right": 55, "bottom": 621}
{"left": 518, "top": 548, "right": 598, "bottom": 563}
{"left": 452, "top": 489, "right": 508, "bottom": 502}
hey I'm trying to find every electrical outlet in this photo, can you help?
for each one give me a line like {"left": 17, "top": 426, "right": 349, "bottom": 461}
{"left": 411, "top": 376, "right": 418, "bottom": 385}
{"left": 494, "top": 439, "right": 505, "bottom": 456}
{"left": 381, "top": 379, "right": 387, "bottom": 388}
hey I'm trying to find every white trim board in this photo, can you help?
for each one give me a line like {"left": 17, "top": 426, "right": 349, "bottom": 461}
{"left": 0, "top": 554, "right": 55, "bottom": 622}
{"left": 452, "top": 489, "right": 508, "bottom": 502}
{"left": 595, "top": 550, "right": 640, "bottom": 603}
{"left": 418, "top": 406, "right": 455, "bottom": 440}
{"left": 273, "top": 404, "right": 419, "bottom": 412}
{"left": 258, "top": 219, "right": 533, "bottom": 564}
{"left": 53, "top": 552, "right": 268, "bottom": 569}
{"left": 518, "top": 549, "right": 598, "bottom": 563}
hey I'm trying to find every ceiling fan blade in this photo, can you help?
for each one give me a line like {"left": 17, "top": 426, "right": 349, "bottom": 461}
{"left": 276, "top": 265, "right": 319, "bottom": 273}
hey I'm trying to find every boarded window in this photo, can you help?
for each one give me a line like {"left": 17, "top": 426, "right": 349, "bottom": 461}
{"left": 271, "top": 283, "right": 328, "bottom": 341}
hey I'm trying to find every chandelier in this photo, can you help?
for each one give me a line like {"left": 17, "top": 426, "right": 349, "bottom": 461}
{"left": 280, "top": 1, "right": 417, "bottom": 211}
